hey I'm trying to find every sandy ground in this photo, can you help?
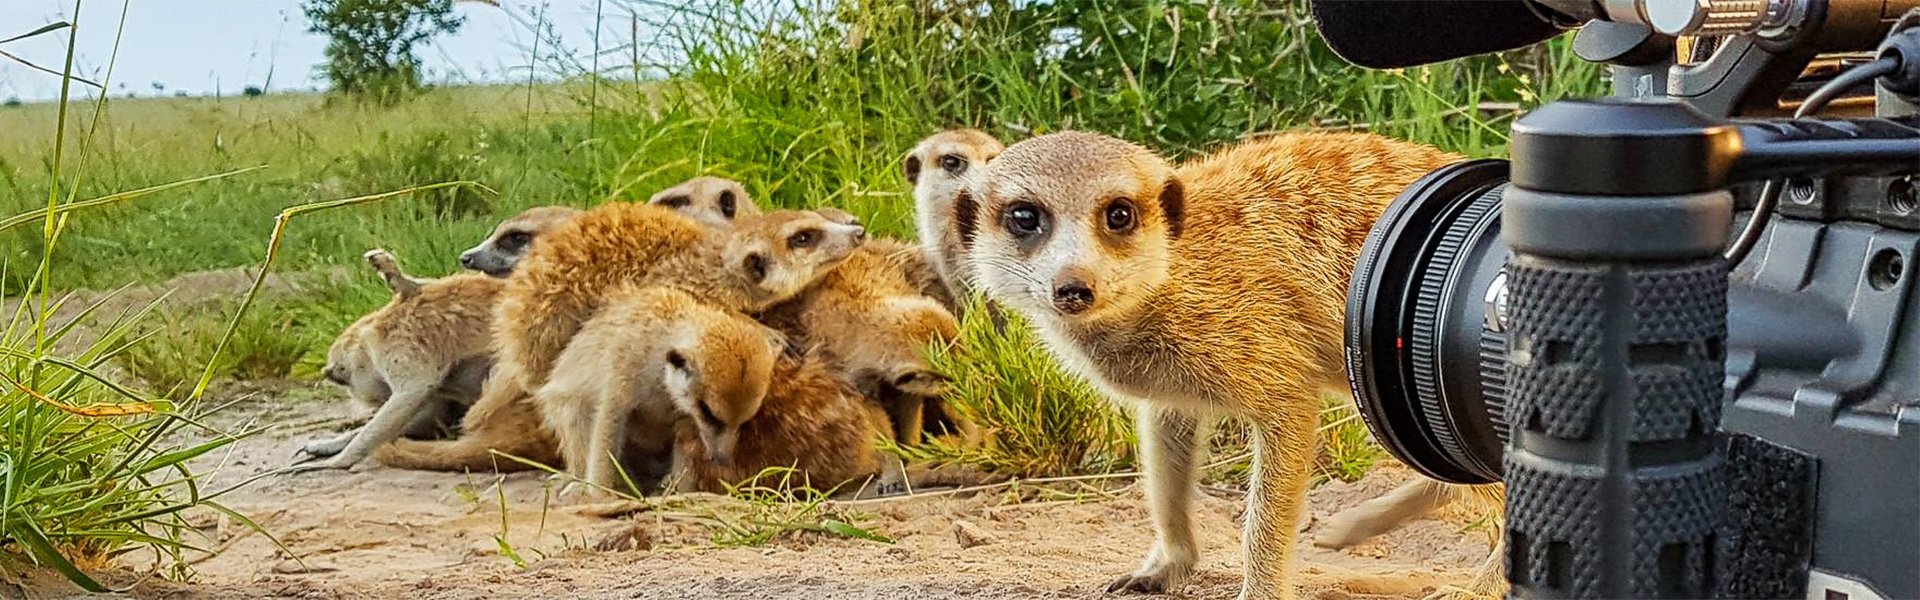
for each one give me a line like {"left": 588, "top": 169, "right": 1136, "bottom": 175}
{"left": 8, "top": 378, "right": 1496, "bottom": 600}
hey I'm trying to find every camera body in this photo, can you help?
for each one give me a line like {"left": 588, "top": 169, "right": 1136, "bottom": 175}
{"left": 1318, "top": 1, "right": 1920, "bottom": 597}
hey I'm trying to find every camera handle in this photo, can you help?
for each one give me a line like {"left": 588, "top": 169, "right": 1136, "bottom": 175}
{"left": 1500, "top": 100, "right": 1735, "bottom": 598}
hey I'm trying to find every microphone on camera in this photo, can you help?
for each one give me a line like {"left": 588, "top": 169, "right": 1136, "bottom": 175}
{"left": 1309, "top": 0, "right": 1568, "bottom": 69}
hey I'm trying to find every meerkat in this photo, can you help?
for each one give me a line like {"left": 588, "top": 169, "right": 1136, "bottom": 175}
{"left": 759, "top": 237, "right": 964, "bottom": 447}
{"left": 1314, "top": 479, "right": 1508, "bottom": 596}
{"left": 460, "top": 205, "right": 583, "bottom": 277}
{"left": 965, "top": 131, "right": 1458, "bottom": 599}
{"left": 905, "top": 129, "right": 1005, "bottom": 311}
{"left": 374, "top": 206, "right": 863, "bottom": 473}
{"left": 296, "top": 249, "right": 502, "bottom": 470}
{"left": 647, "top": 176, "right": 761, "bottom": 228}
{"left": 536, "top": 284, "right": 784, "bottom": 497}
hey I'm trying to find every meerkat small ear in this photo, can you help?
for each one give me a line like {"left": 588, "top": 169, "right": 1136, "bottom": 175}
{"left": 665, "top": 350, "right": 688, "bottom": 372}
{"left": 952, "top": 188, "right": 979, "bottom": 250}
{"left": 903, "top": 155, "right": 922, "bottom": 185}
{"left": 1158, "top": 178, "right": 1186, "bottom": 239}
{"left": 654, "top": 194, "right": 692, "bottom": 209}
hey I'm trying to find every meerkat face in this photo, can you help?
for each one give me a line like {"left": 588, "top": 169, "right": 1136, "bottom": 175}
{"left": 661, "top": 317, "right": 781, "bottom": 466}
{"left": 323, "top": 319, "right": 389, "bottom": 406}
{"left": 905, "top": 129, "right": 1004, "bottom": 216}
{"left": 460, "top": 205, "right": 583, "bottom": 277}
{"left": 723, "top": 210, "right": 868, "bottom": 306}
{"left": 648, "top": 176, "right": 760, "bottom": 229}
{"left": 968, "top": 131, "right": 1183, "bottom": 325}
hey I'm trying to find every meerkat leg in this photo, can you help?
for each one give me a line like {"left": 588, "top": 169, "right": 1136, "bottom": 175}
{"left": 578, "top": 392, "right": 633, "bottom": 497}
{"left": 1107, "top": 405, "right": 1205, "bottom": 594}
{"left": 363, "top": 249, "right": 424, "bottom": 299}
{"left": 1313, "top": 478, "right": 1453, "bottom": 549}
{"left": 1237, "top": 400, "right": 1319, "bottom": 600}
{"left": 889, "top": 396, "right": 927, "bottom": 447}
{"left": 292, "top": 376, "right": 445, "bottom": 471}
{"left": 296, "top": 427, "right": 364, "bottom": 461}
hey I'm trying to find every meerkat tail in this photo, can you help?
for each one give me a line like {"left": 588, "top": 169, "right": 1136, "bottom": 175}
{"left": 363, "top": 249, "right": 424, "bottom": 299}
{"left": 374, "top": 437, "right": 543, "bottom": 472}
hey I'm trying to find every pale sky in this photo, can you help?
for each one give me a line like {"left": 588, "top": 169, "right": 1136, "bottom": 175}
{"left": 0, "top": 0, "right": 656, "bottom": 101}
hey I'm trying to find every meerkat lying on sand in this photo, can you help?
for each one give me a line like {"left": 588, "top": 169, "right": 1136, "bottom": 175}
{"left": 376, "top": 205, "right": 864, "bottom": 473}
{"left": 298, "top": 249, "right": 501, "bottom": 470}
{"left": 460, "top": 205, "right": 583, "bottom": 277}
{"left": 965, "top": 131, "right": 1456, "bottom": 599}
{"left": 648, "top": 176, "right": 760, "bottom": 228}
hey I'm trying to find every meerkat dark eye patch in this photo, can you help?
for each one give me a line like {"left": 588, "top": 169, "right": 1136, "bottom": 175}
{"left": 743, "top": 253, "right": 768, "bottom": 282}
{"left": 903, "top": 155, "right": 922, "bottom": 185}
{"left": 787, "top": 228, "right": 820, "bottom": 249}
{"left": 939, "top": 153, "right": 966, "bottom": 176}
{"left": 718, "top": 191, "right": 738, "bottom": 218}
{"left": 953, "top": 189, "right": 979, "bottom": 249}
{"left": 501, "top": 231, "right": 533, "bottom": 250}
{"left": 1158, "top": 178, "right": 1186, "bottom": 239}
{"left": 1002, "top": 201, "right": 1048, "bottom": 240}
{"left": 656, "top": 195, "right": 692, "bottom": 209}
{"left": 696, "top": 401, "right": 724, "bottom": 428}
{"left": 1103, "top": 198, "right": 1137, "bottom": 234}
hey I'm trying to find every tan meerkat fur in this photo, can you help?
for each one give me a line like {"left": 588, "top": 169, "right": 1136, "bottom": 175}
{"left": 647, "top": 176, "right": 761, "bottom": 228}
{"left": 965, "top": 131, "right": 1459, "bottom": 599}
{"left": 460, "top": 205, "right": 583, "bottom": 277}
{"left": 760, "top": 237, "right": 965, "bottom": 447}
{"left": 1314, "top": 478, "right": 1508, "bottom": 596}
{"left": 537, "top": 285, "right": 783, "bottom": 498}
{"left": 905, "top": 129, "right": 1005, "bottom": 311}
{"left": 298, "top": 249, "right": 502, "bottom": 470}
{"left": 374, "top": 205, "right": 862, "bottom": 473}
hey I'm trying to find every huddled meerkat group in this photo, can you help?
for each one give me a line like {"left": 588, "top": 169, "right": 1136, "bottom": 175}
{"left": 303, "top": 127, "right": 1504, "bottom": 598}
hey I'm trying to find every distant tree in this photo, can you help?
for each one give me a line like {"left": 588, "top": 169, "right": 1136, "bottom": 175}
{"left": 151, "top": 81, "right": 165, "bottom": 94}
{"left": 3, "top": 97, "right": 21, "bottom": 108}
{"left": 303, "top": 0, "right": 464, "bottom": 105}
{"left": 174, "top": 90, "right": 189, "bottom": 98}
{"left": 244, "top": 85, "right": 266, "bottom": 97}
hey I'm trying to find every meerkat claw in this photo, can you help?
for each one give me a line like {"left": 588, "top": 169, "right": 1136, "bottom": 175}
{"left": 1106, "top": 573, "right": 1172, "bottom": 594}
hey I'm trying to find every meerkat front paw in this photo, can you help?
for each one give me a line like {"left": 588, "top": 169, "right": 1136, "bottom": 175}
{"left": 1105, "top": 548, "right": 1195, "bottom": 594}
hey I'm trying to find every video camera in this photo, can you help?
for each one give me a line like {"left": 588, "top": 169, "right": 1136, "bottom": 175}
{"left": 1313, "top": 0, "right": 1920, "bottom": 598}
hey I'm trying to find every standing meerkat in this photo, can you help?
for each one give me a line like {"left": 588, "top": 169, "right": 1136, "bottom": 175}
{"left": 759, "top": 237, "right": 964, "bottom": 447}
{"left": 536, "top": 285, "right": 785, "bottom": 498}
{"left": 375, "top": 206, "right": 864, "bottom": 473}
{"left": 460, "top": 205, "right": 583, "bottom": 277}
{"left": 965, "top": 131, "right": 1456, "bottom": 599}
{"left": 905, "top": 129, "right": 1005, "bottom": 311}
{"left": 297, "top": 249, "right": 502, "bottom": 470}
{"left": 647, "top": 176, "right": 761, "bottom": 228}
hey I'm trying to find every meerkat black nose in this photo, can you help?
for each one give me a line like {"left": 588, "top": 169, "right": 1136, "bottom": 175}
{"left": 458, "top": 251, "right": 478, "bottom": 269}
{"left": 851, "top": 226, "right": 868, "bottom": 244}
{"left": 1053, "top": 281, "right": 1095, "bottom": 314}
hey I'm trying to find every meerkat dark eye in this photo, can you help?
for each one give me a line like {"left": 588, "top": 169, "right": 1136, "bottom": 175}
{"left": 1104, "top": 199, "right": 1137, "bottom": 234}
{"left": 938, "top": 154, "right": 966, "bottom": 176}
{"left": 656, "top": 195, "right": 692, "bottom": 209}
{"left": 903, "top": 156, "right": 922, "bottom": 185}
{"left": 1002, "top": 202, "right": 1047, "bottom": 239}
{"left": 666, "top": 350, "right": 688, "bottom": 372}
{"left": 787, "top": 229, "right": 820, "bottom": 249}
{"left": 718, "top": 191, "right": 737, "bottom": 219}
{"left": 501, "top": 231, "right": 533, "bottom": 250}
{"left": 743, "top": 253, "right": 768, "bottom": 282}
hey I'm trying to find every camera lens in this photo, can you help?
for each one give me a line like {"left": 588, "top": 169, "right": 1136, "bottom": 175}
{"left": 1344, "top": 159, "right": 1512, "bottom": 485}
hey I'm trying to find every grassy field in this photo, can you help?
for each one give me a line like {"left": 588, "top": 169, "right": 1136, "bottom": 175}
{"left": 0, "top": 0, "right": 1607, "bottom": 587}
